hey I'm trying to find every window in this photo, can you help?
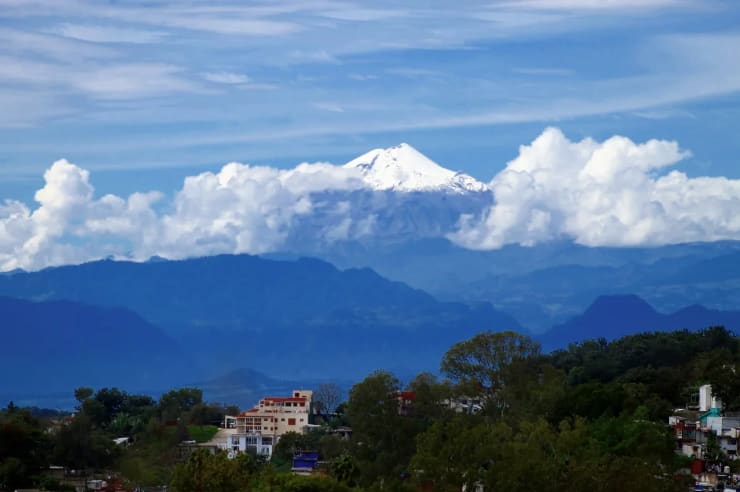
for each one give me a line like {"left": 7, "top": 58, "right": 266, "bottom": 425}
{"left": 281, "top": 418, "right": 285, "bottom": 422}
{"left": 288, "top": 418, "right": 296, "bottom": 425}
{"left": 300, "top": 402, "right": 305, "bottom": 407}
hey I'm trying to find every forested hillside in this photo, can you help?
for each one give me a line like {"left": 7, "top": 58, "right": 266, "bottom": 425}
{"left": 3, "top": 327, "right": 738, "bottom": 491}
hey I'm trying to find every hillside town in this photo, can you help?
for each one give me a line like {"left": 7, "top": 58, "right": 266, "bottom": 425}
{"left": 669, "top": 385, "right": 740, "bottom": 490}
{"left": 173, "top": 382, "right": 740, "bottom": 491}
{"left": 5, "top": 328, "right": 740, "bottom": 492}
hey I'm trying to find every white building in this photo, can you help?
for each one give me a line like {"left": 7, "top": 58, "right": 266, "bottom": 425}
{"left": 228, "top": 389, "right": 314, "bottom": 458}
{"left": 671, "top": 385, "right": 740, "bottom": 459}
{"left": 700, "top": 384, "right": 723, "bottom": 412}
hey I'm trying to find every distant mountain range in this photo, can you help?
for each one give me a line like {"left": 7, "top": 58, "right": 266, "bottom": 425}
{"left": 0, "top": 254, "right": 522, "bottom": 382}
{"left": 0, "top": 297, "right": 192, "bottom": 393}
{"left": 3, "top": 249, "right": 740, "bottom": 404}
{"left": 294, "top": 238, "right": 740, "bottom": 332}
{"left": 198, "top": 368, "right": 350, "bottom": 409}
{"left": 538, "top": 295, "right": 740, "bottom": 351}
{"left": 3, "top": 143, "right": 740, "bottom": 407}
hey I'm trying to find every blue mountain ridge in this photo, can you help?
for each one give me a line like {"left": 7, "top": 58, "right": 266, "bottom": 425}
{"left": 3, "top": 253, "right": 740, "bottom": 404}
{"left": 538, "top": 294, "right": 740, "bottom": 351}
{"left": 0, "top": 296, "right": 193, "bottom": 393}
{"left": 0, "top": 254, "right": 523, "bottom": 382}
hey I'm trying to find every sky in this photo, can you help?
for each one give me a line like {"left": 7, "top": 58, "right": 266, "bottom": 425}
{"left": 1, "top": 0, "right": 740, "bottom": 271}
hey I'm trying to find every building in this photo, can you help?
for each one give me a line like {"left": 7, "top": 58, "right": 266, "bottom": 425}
{"left": 228, "top": 389, "right": 314, "bottom": 458}
{"left": 394, "top": 391, "right": 416, "bottom": 416}
{"left": 700, "top": 384, "right": 723, "bottom": 412}
{"left": 670, "top": 385, "right": 740, "bottom": 459}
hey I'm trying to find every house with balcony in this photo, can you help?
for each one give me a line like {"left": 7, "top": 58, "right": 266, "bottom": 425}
{"left": 670, "top": 385, "right": 740, "bottom": 459}
{"left": 228, "top": 389, "right": 314, "bottom": 458}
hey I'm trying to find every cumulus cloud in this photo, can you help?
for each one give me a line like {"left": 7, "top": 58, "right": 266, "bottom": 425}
{"left": 0, "top": 159, "right": 365, "bottom": 272}
{"left": 4, "top": 128, "right": 740, "bottom": 272}
{"left": 452, "top": 127, "right": 740, "bottom": 249}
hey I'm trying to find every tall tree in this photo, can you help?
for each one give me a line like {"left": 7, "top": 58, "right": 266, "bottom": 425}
{"left": 345, "top": 371, "right": 409, "bottom": 485}
{"left": 0, "top": 405, "right": 50, "bottom": 490}
{"left": 441, "top": 331, "right": 540, "bottom": 416}
{"left": 170, "top": 449, "right": 253, "bottom": 492}
{"left": 313, "top": 383, "right": 342, "bottom": 415}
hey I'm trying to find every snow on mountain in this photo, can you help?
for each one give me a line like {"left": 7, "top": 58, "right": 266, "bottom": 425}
{"left": 344, "top": 143, "right": 489, "bottom": 194}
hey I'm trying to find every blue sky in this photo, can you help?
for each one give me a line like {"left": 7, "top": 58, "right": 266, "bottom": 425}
{"left": 1, "top": 0, "right": 740, "bottom": 203}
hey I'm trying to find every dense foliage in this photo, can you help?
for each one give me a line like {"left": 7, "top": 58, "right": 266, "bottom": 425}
{"left": 2, "top": 326, "right": 739, "bottom": 491}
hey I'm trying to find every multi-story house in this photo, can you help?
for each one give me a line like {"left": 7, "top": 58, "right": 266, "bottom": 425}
{"left": 670, "top": 385, "right": 740, "bottom": 459}
{"left": 229, "top": 389, "right": 313, "bottom": 458}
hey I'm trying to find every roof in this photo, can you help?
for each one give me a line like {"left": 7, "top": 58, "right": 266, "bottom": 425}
{"left": 262, "top": 397, "right": 307, "bottom": 403}
{"left": 238, "top": 409, "right": 261, "bottom": 416}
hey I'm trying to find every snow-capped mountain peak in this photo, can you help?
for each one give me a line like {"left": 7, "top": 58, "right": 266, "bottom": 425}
{"left": 343, "top": 143, "right": 488, "bottom": 193}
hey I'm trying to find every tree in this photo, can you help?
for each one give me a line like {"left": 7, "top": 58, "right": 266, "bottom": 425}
{"left": 74, "top": 387, "right": 94, "bottom": 405}
{"left": 329, "top": 454, "right": 358, "bottom": 485}
{"left": 412, "top": 414, "right": 500, "bottom": 491}
{"left": 160, "top": 388, "right": 203, "bottom": 424}
{"left": 170, "top": 449, "right": 253, "bottom": 492}
{"left": 53, "top": 413, "right": 118, "bottom": 471}
{"left": 313, "top": 383, "right": 342, "bottom": 415}
{"left": 441, "top": 331, "right": 540, "bottom": 416}
{"left": 271, "top": 431, "right": 322, "bottom": 470}
{"left": 346, "top": 371, "right": 415, "bottom": 485}
{"left": 405, "top": 372, "right": 453, "bottom": 424}
{"left": 0, "top": 406, "right": 50, "bottom": 490}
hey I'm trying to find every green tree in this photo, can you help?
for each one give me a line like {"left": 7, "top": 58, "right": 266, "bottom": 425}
{"left": 412, "top": 414, "right": 501, "bottom": 491}
{"left": 0, "top": 405, "right": 50, "bottom": 490}
{"left": 160, "top": 388, "right": 203, "bottom": 424}
{"left": 74, "top": 387, "right": 94, "bottom": 405}
{"left": 329, "top": 453, "right": 358, "bottom": 485}
{"left": 169, "top": 449, "right": 253, "bottom": 492}
{"left": 271, "top": 431, "right": 321, "bottom": 470}
{"left": 441, "top": 331, "right": 541, "bottom": 416}
{"left": 53, "top": 413, "right": 119, "bottom": 471}
{"left": 346, "top": 370, "right": 409, "bottom": 485}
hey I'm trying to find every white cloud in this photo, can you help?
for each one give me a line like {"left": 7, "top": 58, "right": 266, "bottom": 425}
{"left": 51, "top": 23, "right": 167, "bottom": 44}
{"left": 153, "top": 162, "right": 365, "bottom": 259}
{"left": 493, "top": 0, "right": 698, "bottom": 11}
{"left": 202, "top": 71, "right": 251, "bottom": 85}
{"left": 511, "top": 67, "right": 574, "bottom": 76}
{"left": 201, "top": 72, "right": 277, "bottom": 90}
{"left": 0, "top": 158, "right": 366, "bottom": 271}
{"left": 313, "top": 102, "right": 345, "bottom": 113}
{"left": 4, "top": 128, "right": 740, "bottom": 271}
{"left": 75, "top": 63, "right": 199, "bottom": 99}
{"left": 452, "top": 127, "right": 740, "bottom": 249}
{"left": 0, "top": 55, "right": 199, "bottom": 100}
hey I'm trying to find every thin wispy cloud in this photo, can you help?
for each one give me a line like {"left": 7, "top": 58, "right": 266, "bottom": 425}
{"left": 494, "top": 0, "right": 700, "bottom": 11}
{"left": 512, "top": 67, "right": 574, "bottom": 76}
{"left": 202, "top": 72, "right": 251, "bottom": 85}
{"left": 50, "top": 23, "right": 168, "bottom": 44}
{"left": 0, "top": 0, "right": 737, "bottom": 180}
